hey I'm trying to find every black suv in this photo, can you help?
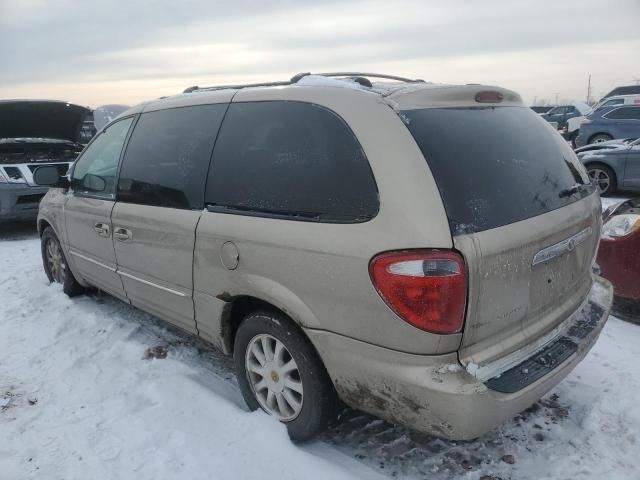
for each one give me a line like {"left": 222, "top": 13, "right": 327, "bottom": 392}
{"left": 0, "top": 100, "right": 88, "bottom": 222}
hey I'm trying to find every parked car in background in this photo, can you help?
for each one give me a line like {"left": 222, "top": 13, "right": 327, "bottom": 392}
{"left": 540, "top": 103, "right": 589, "bottom": 130}
{"left": 79, "top": 111, "right": 97, "bottom": 144}
{"left": 531, "top": 106, "right": 552, "bottom": 114}
{"left": 34, "top": 72, "right": 612, "bottom": 443}
{"left": 576, "top": 105, "right": 640, "bottom": 148}
{"left": 564, "top": 95, "right": 640, "bottom": 148}
{"left": 598, "top": 198, "right": 640, "bottom": 322}
{"left": 576, "top": 137, "right": 640, "bottom": 196}
{"left": 0, "top": 100, "right": 88, "bottom": 222}
{"left": 596, "top": 94, "right": 640, "bottom": 110}
{"left": 602, "top": 85, "right": 640, "bottom": 100}
{"left": 92, "top": 104, "right": 130, "bottom": 131}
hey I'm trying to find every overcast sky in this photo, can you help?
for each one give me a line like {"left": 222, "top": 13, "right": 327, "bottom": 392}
{"left": 1, "top": 0, "right": 639, "bottom": 108}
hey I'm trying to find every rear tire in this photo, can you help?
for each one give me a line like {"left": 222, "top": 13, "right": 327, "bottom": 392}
{"left": 586, "top": 163, "right": 616, "bottom": 197}
{"left": 41, "top": 226, "right": 84, "bottom": 297}
{"left": 233, "top": 310, "right": 339, "bottom": 442}
{"left": 588, "top": 133, "right": 613, "bottom": 144}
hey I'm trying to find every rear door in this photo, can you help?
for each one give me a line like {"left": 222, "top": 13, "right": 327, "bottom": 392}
{"left": 606, "top": 106, "right": 640, "bottom": 139}
{"left": 64, "top": 116, "right": 135, "bottom": 301}
{"left": 401, "top": 106, "right": 600, "bottom": 367}
{"left": 111, "top": 102, "right": 227, "bottom": 333}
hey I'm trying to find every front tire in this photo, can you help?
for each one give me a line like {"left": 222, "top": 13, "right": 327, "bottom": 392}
{"left": 41, "top": 226, "right": 84, "bottom": 297}
{"left": 233, "top": 310, "right": 339, "bottom": 442}
{"left": 586, "top": 163, "right": 616, "bottom": 197}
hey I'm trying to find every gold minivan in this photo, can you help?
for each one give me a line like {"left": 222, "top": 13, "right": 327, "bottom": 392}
{"left": 34, "top": 73, "right": 613, "bottom": 442}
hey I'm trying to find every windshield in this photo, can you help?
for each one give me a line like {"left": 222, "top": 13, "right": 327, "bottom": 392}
{"left": 401, "top": 106, "right": 595, "bottom": 235}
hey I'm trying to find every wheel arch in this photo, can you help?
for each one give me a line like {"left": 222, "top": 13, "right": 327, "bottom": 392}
{"left": 38, "top": 218, "right": 52, "bottom": 236}
{"left": 220, "top": 295, "right": 324, "bottom": 363}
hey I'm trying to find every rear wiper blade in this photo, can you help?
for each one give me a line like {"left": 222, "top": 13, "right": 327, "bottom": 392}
{"left": 559, "top": 183, "right": 590, "bottom": 198}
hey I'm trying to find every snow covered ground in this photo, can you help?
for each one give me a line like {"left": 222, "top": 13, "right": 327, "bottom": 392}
{"left": 1, "top": 213, "right": 639, "bottom": 480}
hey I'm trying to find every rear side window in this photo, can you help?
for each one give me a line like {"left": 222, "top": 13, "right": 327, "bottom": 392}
{"left": 401, "top": 107, "right": 594, "bottom": 235}
{"left": 605, "top": 106, "right": 640, "bottom": 120}
{"left": 117, "top": 104, "right": 226, "bottom": 209}
{"left": 205, "top": 101, "right": 378, "bottom": 222}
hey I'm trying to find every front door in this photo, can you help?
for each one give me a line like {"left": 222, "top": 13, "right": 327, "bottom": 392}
{"left": 623, "top": 142, "right": 640, "bottom": 189}
{"left": 64, "top": 116, "right": 135, "bottom": 301}
{"left": 110, "top": 102, "right": 228, "bottom": 334}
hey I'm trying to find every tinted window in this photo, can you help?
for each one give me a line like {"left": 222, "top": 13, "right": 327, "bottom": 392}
{"left": 401, "top": 107, "right": 594, "bottom": 235}
{"left": 118, "top": 104, "right": 226, "bottom": 209}
{"left": 205, "top": 101, "right": 378, "bottom": 222}
{"left": 605, "top": 107, "right": 640, "bottom": 120}
{"left": 600, "top": 99, "right": 624, "bottom": 108}
{"left": 71, "top": 117, "right": 133, "bottom": 195}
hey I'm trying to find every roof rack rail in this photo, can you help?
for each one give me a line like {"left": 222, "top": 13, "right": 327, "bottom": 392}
{"left": 183, "top": 79, "right": 292, "bottom": 94}
{"left": 182, "top": 72, "right": 425, "bottom": 94}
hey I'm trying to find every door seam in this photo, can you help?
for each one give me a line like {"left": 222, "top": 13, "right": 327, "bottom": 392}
{"left": 191, "top": 210, "right": 204, "bottom": 336}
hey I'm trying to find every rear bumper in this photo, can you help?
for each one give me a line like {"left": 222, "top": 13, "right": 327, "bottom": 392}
{"left": 307, "top": 277, "right": 612, "bottom": 440}
{"left": 0, "top": 184, "right": 48, "bottom": 221}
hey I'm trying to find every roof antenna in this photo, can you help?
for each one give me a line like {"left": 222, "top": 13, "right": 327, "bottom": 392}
{"left": 183, "top": 86, "right": 199, "bottom": 93}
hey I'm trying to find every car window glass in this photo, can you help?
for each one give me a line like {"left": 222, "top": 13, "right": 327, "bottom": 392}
{"left": 205, "top": 101, "right": 378, "bottom": 222}
{"left": 117, "top": 104, "right": 227, "bottom": 210}
{"left": 401, "top": 106, "right": 593, "bottom": 235}
{"left": 71, "top": 117, "right": 134, "bottom": 195}
{"left": 606, "top": 107, "right": 640, "bottom": 120}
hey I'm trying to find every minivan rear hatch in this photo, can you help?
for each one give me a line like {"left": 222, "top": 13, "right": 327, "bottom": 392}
{"left": 401, "top": 104, "right": 601, "bottom": 369}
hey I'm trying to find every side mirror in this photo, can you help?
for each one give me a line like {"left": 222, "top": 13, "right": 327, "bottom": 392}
{"left": 33, "top": 165, "right": 70, "bottom": 188}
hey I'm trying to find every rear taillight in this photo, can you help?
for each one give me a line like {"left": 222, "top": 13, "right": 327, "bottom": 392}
{"left": 369, "top": 250, "right": 467, "bottom": 334}
{"left": 580, "top": 119, "right": 593, "bottom": 126}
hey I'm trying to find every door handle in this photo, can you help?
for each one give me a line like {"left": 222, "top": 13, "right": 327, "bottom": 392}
{"left": 93, "top": 223, "right": 110, "bottom": 237}
{"left": 113, "top": 227, "right": 132, "bottom": 241}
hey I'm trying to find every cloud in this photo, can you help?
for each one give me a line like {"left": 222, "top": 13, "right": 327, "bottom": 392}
{"left": 1, "top": 0, "right": 638, "bottom": 106}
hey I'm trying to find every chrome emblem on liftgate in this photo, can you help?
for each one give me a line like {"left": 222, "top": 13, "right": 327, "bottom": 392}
{"left": 531, "top": 227, "right": 593, "bottom": 266}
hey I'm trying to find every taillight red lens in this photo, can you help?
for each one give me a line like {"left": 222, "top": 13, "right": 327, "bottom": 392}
{"left": 369, "top": 250, "right": 467, "bottom": 334}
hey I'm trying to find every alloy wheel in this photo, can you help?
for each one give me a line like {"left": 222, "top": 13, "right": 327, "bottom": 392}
{"left": 588, "top": 168, "right": 610, "bottom": 194}
{"left": 245, "top": 333, "right": 303, "bottom": 421}
{"left": 45, "top": 238, "right": 66, "bottom": 283}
